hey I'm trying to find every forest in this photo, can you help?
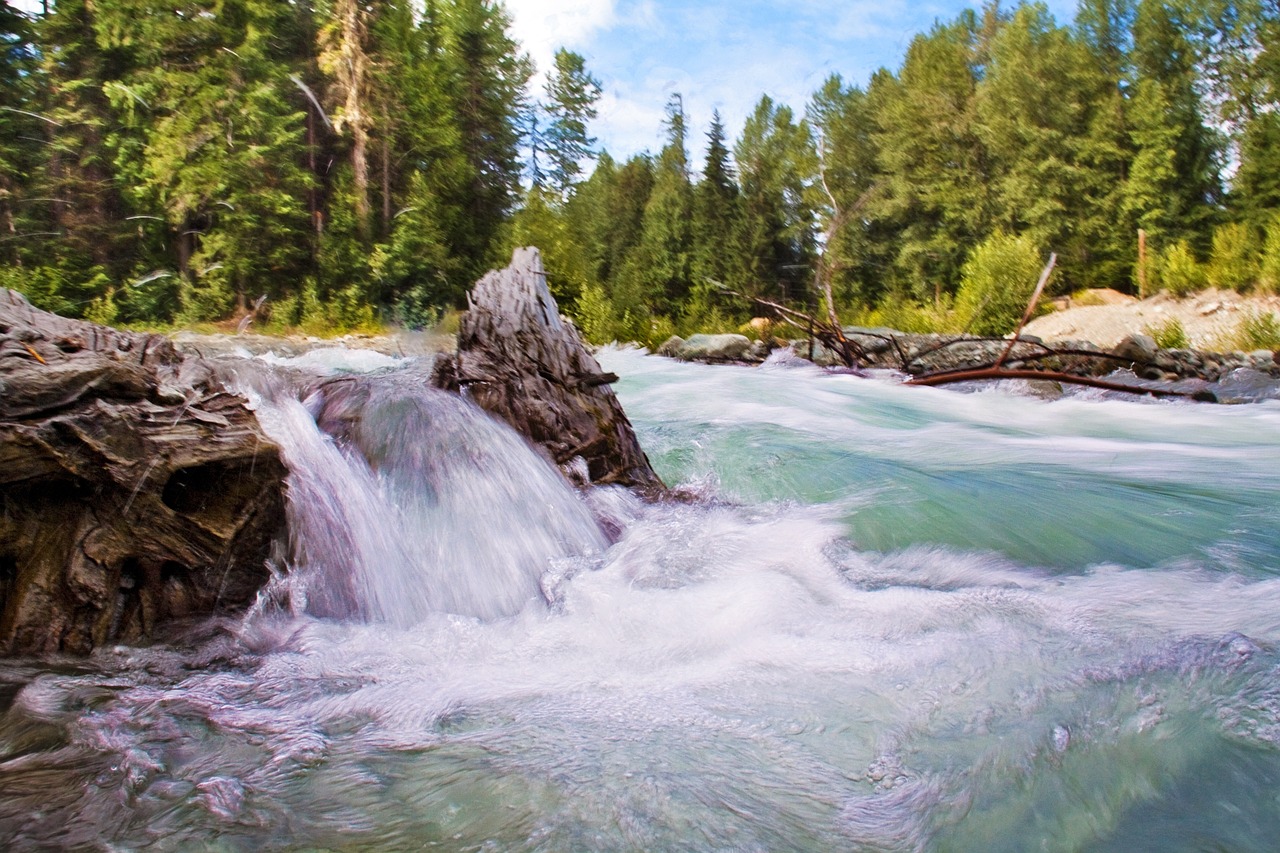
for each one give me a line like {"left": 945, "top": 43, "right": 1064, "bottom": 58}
{"left": 1, "top": 0, "right": 1279, "bottom": 345}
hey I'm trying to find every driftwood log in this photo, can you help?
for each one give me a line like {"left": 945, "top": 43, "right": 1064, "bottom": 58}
{"left": 0, "top": 290, "right": 286, "bottom": 655}
{"left": 433, "top": 247, "right": 664, "bottom": 493}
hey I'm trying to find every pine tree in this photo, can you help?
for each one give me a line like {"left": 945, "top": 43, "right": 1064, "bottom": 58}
{"left": 975, "top": 3, "right": 1113, "bottom": 287}
{"left": 96, "top": 0, "right": 313, "bottom": 319}
{"left": 0, "top": 3, "right": 40, "bottom": 271}
{"left": 440, "top": 0, "right": 531, "bottom": 277}
{"left": 29, "top": 0, "right": 139, "bottom": 310}
{"left": 1127, "top": 0, "right": 1221, "bottom": 244}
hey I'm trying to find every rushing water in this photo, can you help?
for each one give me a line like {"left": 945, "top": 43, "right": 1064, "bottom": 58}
{"left": 3, "top": 347, "right": 1280, "bottom": 852}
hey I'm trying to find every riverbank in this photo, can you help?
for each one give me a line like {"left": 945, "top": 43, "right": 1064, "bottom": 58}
{"left": 1023, "top": 288, "right": 1280, "bottom": 350}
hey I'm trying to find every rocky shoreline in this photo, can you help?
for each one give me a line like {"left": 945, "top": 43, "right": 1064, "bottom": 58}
{"left": 655, "top": 328, "right": 1280, "bottom": 400}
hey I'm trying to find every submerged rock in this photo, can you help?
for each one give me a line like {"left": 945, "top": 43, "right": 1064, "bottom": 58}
{"left": 0, "top": 290, "right": 286, "bottom": 655}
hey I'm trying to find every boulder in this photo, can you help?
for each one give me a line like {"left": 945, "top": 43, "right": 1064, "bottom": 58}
{"left": 0, "top": 290, "right": 286, "bottom": 655}
{"left": 655, "top": 335, "right": 685, "bottom": 357}
{"left": 1111, "top": 333, "right": 1158, "bottom": 364}
{"left": 675, "top": 333, "right": 752, "bottom": 362}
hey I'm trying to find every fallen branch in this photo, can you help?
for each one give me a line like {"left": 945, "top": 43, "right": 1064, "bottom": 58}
{"left": 905, "top": 367, "right": 1205, "bottom": 399}
{"left": 994, "top": 253, "right": 1057, "bottom": 369}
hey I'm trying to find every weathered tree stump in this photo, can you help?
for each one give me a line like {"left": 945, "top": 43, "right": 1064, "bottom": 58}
{"left": 0, "top": 290, "right": 286, "bottom": 655}
{"left": 432, "top": 247, "right": 664, "bottom": 493}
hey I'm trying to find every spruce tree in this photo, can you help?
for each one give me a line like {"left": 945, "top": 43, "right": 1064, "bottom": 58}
{"left": 543, "top": 48, "right": 602, "bottom": 195}
{"left": 733, "top": 95, "right": 817, "bottom": 305}
{"left": 690, "top": 110, "right": 740, "bottom": 293}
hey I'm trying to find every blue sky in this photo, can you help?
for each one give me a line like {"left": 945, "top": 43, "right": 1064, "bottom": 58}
{"left": 506, "top": 0, "right": 1080, "bottom": 159}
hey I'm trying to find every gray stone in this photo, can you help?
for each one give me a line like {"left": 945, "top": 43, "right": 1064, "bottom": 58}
{"left": 676, "top": 333, "right": 753, "bottom": 362}
{"left": 1111, "top": 333, "right": 1158, "bottom": 364}
{"left": 655, "top": 335, "right": 685, "bottom": 357}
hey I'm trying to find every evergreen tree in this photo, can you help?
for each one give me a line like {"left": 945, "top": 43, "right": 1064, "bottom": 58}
{"left": 975, "top": 2, "right": 1113, "bottom": 286}
{"left": 618, "top": 94, "right": 693, "bottom": 319}
{"left": 96, "top": 0, "right": 312, "bottom": 319}
{"left": 733, "top": 95, "right": 817, "bottom": 305}
{"left": 28, "top": 0, "right": 140, "bottom": 312}
{"left": 869, "top": 17, "right": 993, "bottom": 299}
{"left": 690, "top": 110, "right": 740, "bottom": 290}
{"left": 440, "top": 0, "right": 531, "bottom": 276}
{"left": 0, "top": 3, "right": 40, "bottom": 271}
{"left": 569, "top": 151, "right": 653, "bottom": 290}
{"left": 1127, "top": 0, "right": 1221, "bottom": 244}
{"left": 542, "top": 48, "right": 602, "bottom": 195}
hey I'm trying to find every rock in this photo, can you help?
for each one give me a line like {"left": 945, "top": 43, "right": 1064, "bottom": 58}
{"left": 0, "top": 290, "right": 287, "bottom": 655}
{"left": 1111, "top": 333, "right": 1158, "bottom": 364}
{"left": 432, "top": 248, "right": 663, "bottom": 493}
{"left": 675, "top": 333, "right": 753, "bottom": 362}
{"left": 745, "top": 339, "right": 773, "bottom": 362}
{"left": 1249, "top": 350, "right": 1277, "bottom": 369}
{"left": 655, "top": 335, "right": 685, "bottom": 357}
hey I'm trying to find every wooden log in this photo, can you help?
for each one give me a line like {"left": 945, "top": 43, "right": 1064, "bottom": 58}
{"left": 432, "top": 247, "right": 664, "bottom": 493}
{"left": 0, "top": 289, "right": 286, "bottom": 655}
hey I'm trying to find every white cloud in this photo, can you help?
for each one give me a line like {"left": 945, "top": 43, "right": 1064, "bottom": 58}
{"left": 503, "top": 0, "right": 619, "bottom": 78}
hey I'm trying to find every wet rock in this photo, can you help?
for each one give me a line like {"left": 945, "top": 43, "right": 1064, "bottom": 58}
{"left": 0, "top": 290, "right": 287, "bottom": 655}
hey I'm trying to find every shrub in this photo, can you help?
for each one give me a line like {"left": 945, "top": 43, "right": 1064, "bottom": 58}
{"left": 1143, "top": 317, "right": 1188, "bottom": 349}
{"left": 1153, "top": 241, "right": 1207, "bottom": 297}
{"left": 1233, "top": 311, "right": 1280, "bottom": 351}
{"left": 1258, "top": 217, "right": 1280, "bottom": 294}
{"left": 572, "top": 283, "right": 620, "bottom": 344}
{"left": 864, "top": 296, "right": 956, "bottom": 334}
{"left": 955, "top": 231, "right": 1046, "bottom": 336}
{"left": 1206, "top": 222, "right": 1259, "bottom": 292}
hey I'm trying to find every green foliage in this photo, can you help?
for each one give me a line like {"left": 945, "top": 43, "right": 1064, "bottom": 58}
{"left": 861, "top": 296, "right": 957, "bottom": 335}
{"left": 1206, "top": 222, "right": 1259, "bottom": 292}
{"left": 572, "top": 282, "right": 620, "bottom": 344}
{"left": 1143, "top": 317, "right": 1188, "bottom": 349}
{"left": 1235, "top": 312, "right": 1280, "bottom": 351}
{"left": 1151, "top": 240, "right": 1206, "bottom": 297}
{"left": 539, "top": 49, "right": 602, "bottom": 193}
{"left": 955, "top": 231, "right": 1046, "bottom": 336}
{"left": 679, "top": 279, "right": 739, "bottom": 335}
{"left": 1259, "top": 217, "right": 1280, "bottom": 293}
{"left": 2, "top": 0, "right": 1273, "bottom": 342}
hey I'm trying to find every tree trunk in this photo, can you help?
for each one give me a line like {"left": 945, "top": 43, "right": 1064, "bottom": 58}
{"left": 432, "top": 247, "right": 665, "bottom": 494}
{"left": 0, "top": 290, "right": 287, "bottom": 655}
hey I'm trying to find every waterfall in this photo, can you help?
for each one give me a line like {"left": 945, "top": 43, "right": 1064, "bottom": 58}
{"left": 240, "top": 366, "right": 606, "bottom": 625}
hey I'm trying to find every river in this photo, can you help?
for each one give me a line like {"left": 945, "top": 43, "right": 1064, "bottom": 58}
{"left": 2, "top": 345, "right": 1279, "bottom": 851}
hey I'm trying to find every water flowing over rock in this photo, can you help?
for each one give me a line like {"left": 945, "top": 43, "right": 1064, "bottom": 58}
{"left": 432, "top": 247, "right": 664, "bottom": 493}
{"left": 0, "top": 290, "right": 286, "bottom": 655}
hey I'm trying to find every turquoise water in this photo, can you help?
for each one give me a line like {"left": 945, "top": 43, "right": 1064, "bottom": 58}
{"left": 1, "top": 347, "right": 1279, "bottom": 851}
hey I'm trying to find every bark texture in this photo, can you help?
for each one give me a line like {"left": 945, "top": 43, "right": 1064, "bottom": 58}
{"left": 433, "top": 247, "right": 664, "bottom": 493}
{"left": 0, "top": 290, "right": 286, "bottom": 655}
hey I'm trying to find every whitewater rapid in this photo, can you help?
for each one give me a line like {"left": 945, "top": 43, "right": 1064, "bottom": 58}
{"left": 1, "top": 346, "right": 1279, "bottom": 851}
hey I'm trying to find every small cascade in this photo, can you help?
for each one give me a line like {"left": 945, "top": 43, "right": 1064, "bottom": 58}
{"left": 240, "top": 367, "right": 607, "bottom": 625}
